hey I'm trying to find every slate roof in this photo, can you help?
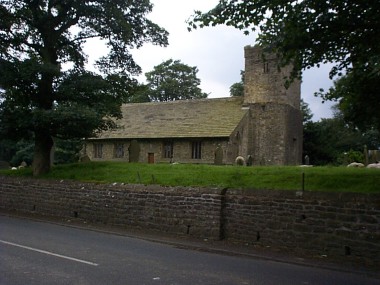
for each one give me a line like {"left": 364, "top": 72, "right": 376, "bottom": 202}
{"left": 93, "top": 97, "right": 248, "bottom": 140}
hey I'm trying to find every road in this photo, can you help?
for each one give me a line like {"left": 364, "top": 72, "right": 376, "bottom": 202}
{"left": 0, "top": 215, "right": 378, "bottom": 285}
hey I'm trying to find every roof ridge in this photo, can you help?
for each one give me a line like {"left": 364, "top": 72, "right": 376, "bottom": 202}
{"left": 123, "top": 96, "right": 242, "bottom": 107}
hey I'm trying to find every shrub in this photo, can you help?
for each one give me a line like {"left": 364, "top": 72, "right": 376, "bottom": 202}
{"left": 337, "top": 149, "right": 364, "bottom": 165}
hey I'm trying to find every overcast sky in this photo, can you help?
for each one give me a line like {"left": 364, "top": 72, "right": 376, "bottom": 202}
{"left": 87, "top": 0, "right": 335, "bottom": 121}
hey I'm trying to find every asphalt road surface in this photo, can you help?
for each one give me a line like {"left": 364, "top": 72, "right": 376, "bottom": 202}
{"left": 0, "top": 215, "right": 378, "bottom": 285}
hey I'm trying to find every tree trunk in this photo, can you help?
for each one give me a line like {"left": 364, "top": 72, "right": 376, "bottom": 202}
{"left": 32, "top": 129, "right": 54, "bottom": 176}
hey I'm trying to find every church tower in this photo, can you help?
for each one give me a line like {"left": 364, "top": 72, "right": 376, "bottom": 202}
{"left": 243, "top": 45, "right": 302, "bottom": 165}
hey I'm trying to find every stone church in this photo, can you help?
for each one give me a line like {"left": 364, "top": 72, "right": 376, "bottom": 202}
{"left": 84, "top": 45, "right": 303, "bottom": 165}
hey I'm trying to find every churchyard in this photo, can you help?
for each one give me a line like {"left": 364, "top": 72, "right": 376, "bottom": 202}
{"left": 1, "top": 162, "right": 379, "bottom": 193}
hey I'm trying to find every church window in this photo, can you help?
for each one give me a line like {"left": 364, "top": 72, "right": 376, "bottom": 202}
{"left": 163, "top": 141, "right": 173, "bottom": 158}
{"left": 115, "top": 144, "right": 124, "bottom": 158}
{"left": 94, "top": 143, "right": 103, "bottom": 158}
{"left": 192, "top": 141, "right": 202, "bottom": 159}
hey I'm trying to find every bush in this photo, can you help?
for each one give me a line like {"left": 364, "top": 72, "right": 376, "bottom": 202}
{"left": 10, "top": 144, "right": 34, "bottom": 166}
{"left": 337, "top": 149, "right": 364, "bottom": 165}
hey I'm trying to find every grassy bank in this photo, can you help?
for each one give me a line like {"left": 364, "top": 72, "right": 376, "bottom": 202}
{"left": 1, "top": 162, "right": 379, "bottom": 193}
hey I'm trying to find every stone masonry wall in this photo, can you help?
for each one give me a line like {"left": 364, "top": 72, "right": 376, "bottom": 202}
{"left": 87, "top": 138, "right": 231, "bottom": 164}
{"left": 223, "top": 189, "right": 380, "bottom": 264}
{"left": 249, "top": 103, "right": 302, "bottom": 165}
{"left": 243, "top": 45, "right": 300, "bottom": 109}
{"left": 1, "top": 176, "right": 379, "bottom": 266}
{"left": 0, "top": 176, "right": 222, "bottom": 239}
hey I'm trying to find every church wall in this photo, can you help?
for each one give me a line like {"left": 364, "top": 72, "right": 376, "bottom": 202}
{"left": 284, "top": 107, "right": 303, "bottom": 164}
{"left": 226, "top": 111, "right": 251, "bottom": 162}
{"left": 247, "top": 103, "right": 302, "bottom": 165}
{"left": 85, "top": 138, "right": 234, "bottom": 164}
{"left": 244, "top": 45, "right": 300, "bottom": 109}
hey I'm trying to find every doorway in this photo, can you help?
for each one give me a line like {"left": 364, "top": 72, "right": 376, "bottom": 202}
{"left": 148, "top": 153, "right": 155, "bottom": 164}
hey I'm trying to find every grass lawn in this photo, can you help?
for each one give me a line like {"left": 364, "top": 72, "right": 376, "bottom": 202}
{"left": 1, "top": 162, "right": 379, "bottom": 193}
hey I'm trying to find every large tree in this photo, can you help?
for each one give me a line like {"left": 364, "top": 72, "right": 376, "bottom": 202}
{"left": 144, "top": 59, "right": 208, "bottom": 102}
{"left": 302, "top": 104, "right": 380, "bottom": 165}
{"left": 0, "top": 0, "right": 168, "bottom": 175}
{"left": 317, "top": 72, "right": 380, "bottom": 133}
{"left": 188, "top": 0, "right": 380, "bottom": 129}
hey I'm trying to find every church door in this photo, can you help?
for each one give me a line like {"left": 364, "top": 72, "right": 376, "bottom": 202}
{"left": 148, "top": 153, "right": 155, "bottom": 164}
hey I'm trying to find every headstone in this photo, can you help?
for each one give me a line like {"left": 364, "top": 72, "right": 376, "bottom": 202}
{"left": 18, "top": 161, "right": 27, "bottom": 169}
{"left": 304, "top": 155, "right": 310, "bottom": 165}
{"left": 79, "top": 155, "right": 91, "bottom": 163}
{"left": 214, "top": 145, "right": 223, "bottom": 165}
{"left": 246, "top": 155, "right": 253, "bottom": 166}
{"left": 129, "top": 140, "right": 140, "bottom": 163}
{"left": 368, "top": 149, "right": 380, "bottom": 164}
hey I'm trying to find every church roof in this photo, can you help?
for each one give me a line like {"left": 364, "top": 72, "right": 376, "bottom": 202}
{"left": 93, "top": 97, "right": 248, "bottom": 140}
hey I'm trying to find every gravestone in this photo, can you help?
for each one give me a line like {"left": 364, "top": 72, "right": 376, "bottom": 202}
{"left": 19, "top": 161, "right": 27, "bottom": 168}
{"left": 368, "top": 149, "right": 380, "bottom": 163}
{"left": 79, "top": 155, "right": 91, "bottom": 163}
{"left": 214, "top": 145, "right": 223, "bottom": 165}
{"left": 246, "top": 155, "right": 253, "bottom": 166}
{"left": 129, "top": 140, "right": 140, "bottom": 163}
{"left": 364, "top": 145, "right": 369, "bottom": 165}
{"left": 304, "top": 155, "right": 310, "bottom": 165}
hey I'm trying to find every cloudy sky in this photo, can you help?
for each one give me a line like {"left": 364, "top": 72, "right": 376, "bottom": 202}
{"left": 87, "top": 0, "right": 335, "bottom": 121}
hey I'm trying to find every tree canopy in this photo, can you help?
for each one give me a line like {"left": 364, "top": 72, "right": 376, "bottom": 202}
{"left": 300, "top": 98, "right": 313, "bottom": 125}
{"left": 317, "top": 72, "right": 380, "bottom": 133}
{"left": 229, "top": 70, "right": 244, "bottom": 97}
{"left": 302, "top": 103, "right": 380, "bottom": 165}
{"left": 0, "top": 0, "right": 168, "bottom": 175}
{"left": 144, "top": 59, "right": 208, "bottom": 102}
{"left": 189, "top": 0, "right": 380, "bottom": 131}
{"left": 189, "top": 0, "right": 379, "bottom": 79}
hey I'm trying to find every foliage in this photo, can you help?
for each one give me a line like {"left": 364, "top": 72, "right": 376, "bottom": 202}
{"left": 189, "top": 0, "right": 380, "bottom": 130}
{"left": 0, "top": 139, "right": 21, "bottom": 162}
{"left": 229, "top": 70, "right": 245, "bottom": 97}
{"left": 9, "top": 140, "right": 34, "bottom": 166}
{"left": 229, "top": 82, "right": 244, "bottom": 97}
{"left": 144, "top": 59, "right": 208, "bottom": 102}
{"left": 2, "top": 162, "right": 379, "bottom": 193}
{"left": 126, "top": 84, "right": 151, "bottom": 103}
{"left": 300, "top": 99, "right": 313, "bottom": 125}
{"left": 316, "top": 71, "right": 380, "bottom": 133}
{"left": 189, "top": 0, "right": 380, "bottom": 79}
{"left": 303, "top": 107, "right": 380, "bottom": 166}
{"left": 54, "top": 138, "right": 83, "bottom": 165}
{"left": 0, "top": 137, "right": 83, "bottom": 166}
{"left": 0, "top": 0, "right": 168, "bottom": 175}
{"left": 336, "top": 150, "right": 364, "bottom": 165}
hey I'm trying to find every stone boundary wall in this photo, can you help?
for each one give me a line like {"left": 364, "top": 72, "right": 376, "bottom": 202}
{"left": 1, "top": 176, "right": 379, "bottom": 266}
{"left": 0, "top": 176, "right": 222, "bottom": 238}
{"left": 223, "top": 189, "right": 380, "bottom": 265}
